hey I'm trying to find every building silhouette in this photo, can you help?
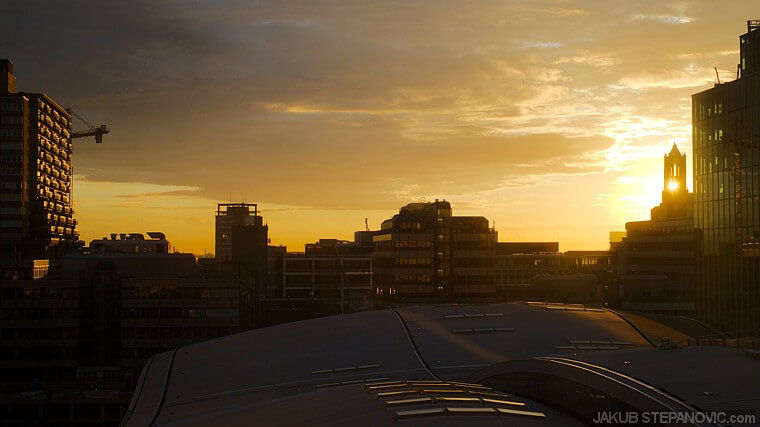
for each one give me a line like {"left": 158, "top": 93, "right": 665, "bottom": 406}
{"left": 0, "top": 233, "right": 257, "bottom": 425}
{"left": 692, "top": 21, "right": 760, "bottom": 336}
{"left": 372, "top": 200, "right": 497, "bottom": 297}
{"left": 215, "top": 203, "right": 264, "bottom": 262}
{"left": 0, "top": 59, "right": 78, "bottom": 275}
{"left": 493, "top": 243, "right": 610, "bottom": 305}
{"left": 215, "top": 203, "right": 269, "bottom": 298}
{"left": 617, "top": 144, "right": 695, "bottom": 315}
{"left": 282, "top": 239, "right": 373, "bottom": 302}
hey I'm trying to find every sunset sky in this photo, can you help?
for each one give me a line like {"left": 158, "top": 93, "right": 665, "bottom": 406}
{"left": 1, "top": 1, "right": 755, "bottom": 254}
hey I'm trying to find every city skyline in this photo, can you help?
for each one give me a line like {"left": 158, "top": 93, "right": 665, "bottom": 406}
{"left": 2, "top": 5, "right": 759, "bottom": 425}
{"left": 0, "top": 1, "right": 755, "bottom": 254}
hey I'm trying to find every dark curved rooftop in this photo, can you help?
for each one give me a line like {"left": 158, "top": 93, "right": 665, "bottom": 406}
{"left": 121, "top": 303, "right": 759, "bottom": 426}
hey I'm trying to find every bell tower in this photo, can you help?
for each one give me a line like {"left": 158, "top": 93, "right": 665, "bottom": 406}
{"left": 662, "top": 143, "right": 687, "bottom": 204}
{"left": 651, "top": 143, "right": 689, "bottom": 220}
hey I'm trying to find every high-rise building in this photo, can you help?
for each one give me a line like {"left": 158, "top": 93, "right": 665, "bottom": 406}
{"left": 0, "top": 59, "right": 78, "bottom": 268}
{"left": 215, "top": 203, "right": 269, "bottom": 299}
{"left": 215, "top": 203, "right": 264, "bottom": 262}
{"left": 618, "top": 144, "right": 695, "bottom": 315}
{"left": 372, "top": 200, "right": 496, "bottom": 297}
{"left": 692, "top": 21, "right": 760, "bottom": 335}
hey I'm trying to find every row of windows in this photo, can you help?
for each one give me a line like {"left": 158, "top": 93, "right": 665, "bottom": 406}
{"left": 0, "top": 287, "right": 78, "bottom": 299}
{"left": 624, "top": 256, "right": 693, "bottom": 265}
{"left": 0, "top": 308, "right": 79, "bottom": 320}
{"left": 453, "top": 274, "right": 493, "bottom": 284}
{"left": 623, "top": 241, "right": 693, "bottom": 251}
{"left": 695, "top": 150, "right": 760, "bottom": 175}
{"left": 0, "top": 327, "right": 78, "bottom": 339}
{"left": 122, "top": 326, "right": 238, "bottom": 340}
{"left": 398, "top": 222, "right": 422, "bottom": 230}
{"left": 626, "top": 230, "right": 692, "bottom": 239}
{"left": 395, "top": 274, "right": 432, "bottom": 283}
{"left": 0, "top": 115, "right": 23, "bottom": 124}
{"left": 693, "top": 168, "right": 760, "bottom": 201}
{"left": 496, "top": 269, "right": 572, "bottom": 282}
{"left": 694, "top": 102, "right": 724, "bottom": 121}
{"left": 122, "top": 307, "right": 239, "bottom": 319}
{"left": 694, "top": 128, "right": 724, "bottom": 147}
{"left": 694, "top": 197, "right": 760, "bottom": 230}
{"left": 0, "top": 167, "right": 21, "bottom": 175}
{"left": 453, "top": 241, "right": 494, "bottom": 249}
{"left": 0, "top": 128, "right": 22, "bottom": 136}
{"left": 0, "top": 141, "right": 22, "bottom": 149}
{"left": 454, "top": 258, "right": 495, "bottom": 267}
{"left": 501, "top": 256, "right": 562, "bottom": 266}
{"left": 397, "top": 257, "right": 432, "bottom": 265}
{"left": 0, "top": 154, "right": 22, "bottom": 162}
{"left": 0, "top": 347, "right": 77, "bottom": 360}
{"left": 375, "top": 240, "right": 434, "bottom": 249}
{"left": 283, "top": 275, "right": 372, "bottom": 286}
{"left": 0, "top": 102, "right": 23, "bottom": 111}
{"left": 696, "top": 227, "right": 760, "bottom": 256}
{"left": 121, "top": 286, "right": 239, "bottom": 299}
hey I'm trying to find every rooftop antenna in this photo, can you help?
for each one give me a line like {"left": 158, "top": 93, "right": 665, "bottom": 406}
{"left": 365, "top": 218, "right": 369, "bottom": 232}
{"left": 714, "top": 67, "right": 721, "bottom": 84}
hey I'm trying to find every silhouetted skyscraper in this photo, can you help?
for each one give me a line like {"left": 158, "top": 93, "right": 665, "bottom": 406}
{"left": 692, "top": 21, "right": 760, "bottom": 335}
{"left": 215, "top": 203, "right": 269, "bottom": 298}
{"left": 215, "top": 203, "right": 264, "bottom": 262}
{"left": 0, "top": 59, "right": 78, "bottom": 270}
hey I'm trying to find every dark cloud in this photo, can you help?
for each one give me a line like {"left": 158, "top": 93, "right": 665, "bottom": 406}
{"left": 1, "top": 0, "right": 755, "bottom": 215}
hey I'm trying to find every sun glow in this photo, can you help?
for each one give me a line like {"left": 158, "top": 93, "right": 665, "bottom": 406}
{"left": 667, "top": 180, "right": 680, "bottom": 192}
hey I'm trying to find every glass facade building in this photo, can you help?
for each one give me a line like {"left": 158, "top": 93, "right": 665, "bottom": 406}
{"left": 692, "top": 21, "right": 760, "bottom": 336}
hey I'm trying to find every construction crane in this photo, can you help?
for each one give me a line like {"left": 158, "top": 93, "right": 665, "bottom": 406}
{"left": 66, "top": 108, "right": 109, "bottom": 143}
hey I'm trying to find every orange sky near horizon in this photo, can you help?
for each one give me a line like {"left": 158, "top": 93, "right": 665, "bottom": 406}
{"left": 3, "top": 1, "right": 751, "bottom": 255}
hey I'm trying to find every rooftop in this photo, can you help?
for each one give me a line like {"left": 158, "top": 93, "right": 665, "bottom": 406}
{"left": 120, "top": 303, "right": 758, "bottom": 426}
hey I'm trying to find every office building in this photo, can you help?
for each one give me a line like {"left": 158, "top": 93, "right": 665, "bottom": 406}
{"left": 617, "top": 145, "right": 695, "bottom": 315}
{"left": 0, "top": 59, "right": 78, "bottom": 268}
{"left": 495, "top": 243, "right": 568, "bottom": 285}
{"left": 495, "top": 242, "right": 565, "bottom": 286}
{"left": 281, "top": 239, "right": 373, "bottom": 301}
{"left": 89, "top": 232, "right": 172, "bottom": 254}
{"left": 692, "top": 21, "right": 760, "bottom": 335}
{"left": 215, "top": 203, "right": 268, "bottom": 297}
{"left": 494, "top": 242, "right": 601, "bottom": 304}
{"left": 215, "top": 203, "right": 265, "bottom": 262}
{"left": 372, "top": 200, "right": 497, "bottom": 297}
{"left": 0, "top": 233, "right": 256, "bottom": 425}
